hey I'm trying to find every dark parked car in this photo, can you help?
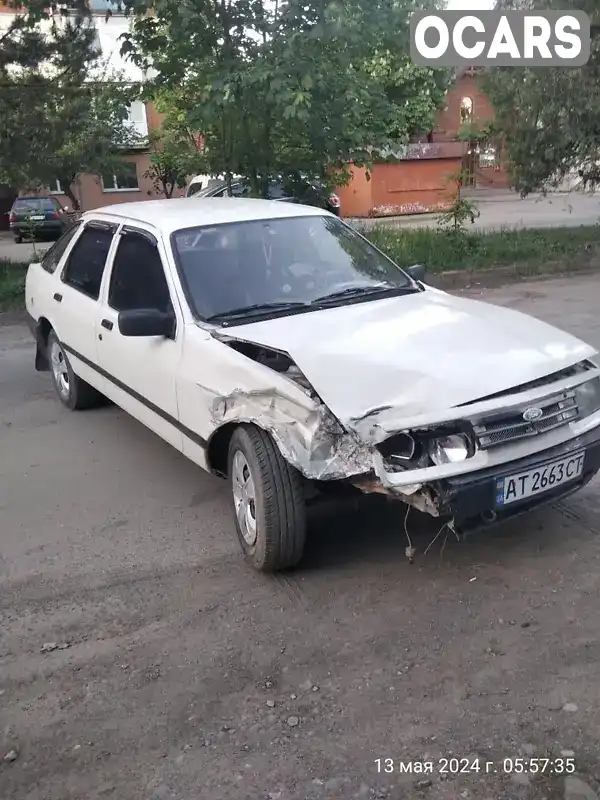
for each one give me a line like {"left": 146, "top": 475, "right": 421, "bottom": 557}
{"left": 192, "top": 177, "right": 341, "bottom": 216}
{"left": 9, "top": 196, "right": 71, "bottom": 243}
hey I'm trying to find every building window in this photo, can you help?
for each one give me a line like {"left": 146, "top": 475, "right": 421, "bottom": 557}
{"left": 460, "top": 96, "right": 474, "bottom": 124}
{"left": 50, "top": 179, "right": 63, "bottom": 195}
{"left": 125, "top": 100, "right": 149, "bottom": 140}
{"left": 101, "top": 162, "right": 139, "bottom": 192}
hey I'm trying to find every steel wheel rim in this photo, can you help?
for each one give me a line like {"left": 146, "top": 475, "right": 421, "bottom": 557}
{"left": 231, "top": 450, "right": 258, "bottom": 546}
{"left": 49, "top": 339, "right": 70, "bottom": 399}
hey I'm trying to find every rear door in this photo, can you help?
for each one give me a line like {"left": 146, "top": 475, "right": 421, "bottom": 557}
{"left": 54, "top": 221, "right": 118, "bottom": 391}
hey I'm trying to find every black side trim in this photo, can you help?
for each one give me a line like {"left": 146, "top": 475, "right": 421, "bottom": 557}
{"left": 61, "top": 343, "right": 207, "bottom": 450}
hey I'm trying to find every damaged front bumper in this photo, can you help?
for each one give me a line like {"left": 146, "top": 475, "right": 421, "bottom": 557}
{"left": 352, "top": 426, "right": 600, "bottom": 528}
{"left": 440, "top": 427, "right": 600, "bottom": 533}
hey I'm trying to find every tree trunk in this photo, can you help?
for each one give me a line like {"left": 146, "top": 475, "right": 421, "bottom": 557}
{"left": 60, "top": 178, "right": 80, "bottom": 211}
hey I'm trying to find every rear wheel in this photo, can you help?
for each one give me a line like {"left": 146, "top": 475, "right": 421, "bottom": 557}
{"left": 47, "top": 330, "right": 102, "bottom": 410}
{"left": 228, "top": 425, "right": 307, "bottom": 572}
{"left": 13, "top": 234, "right": 22, "bottom": 244}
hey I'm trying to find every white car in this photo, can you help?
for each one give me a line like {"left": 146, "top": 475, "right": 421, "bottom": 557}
{"left": 25, "top": 198, "right": 600, "bottom": 571}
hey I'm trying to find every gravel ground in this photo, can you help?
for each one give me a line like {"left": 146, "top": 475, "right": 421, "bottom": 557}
{"left": 2, "top": 276, "right": 600, "bottom": 800}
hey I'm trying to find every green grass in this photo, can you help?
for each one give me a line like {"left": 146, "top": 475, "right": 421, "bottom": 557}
{"left": 364, "top": 224, "right": 600, "bottom": 273}
{"left": 0, "top": 258, "right": 28, "bottom": 311}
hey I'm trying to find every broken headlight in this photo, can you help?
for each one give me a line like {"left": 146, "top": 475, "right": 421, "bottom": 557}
{"left": 576, "top": 377, "right": 600, "bottom": 419}
{"left": 429, "top": 434, "right": 471, "bottom": 466}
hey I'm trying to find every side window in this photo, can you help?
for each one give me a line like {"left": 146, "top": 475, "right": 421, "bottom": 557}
{"left": 108, "top": 231, "right": 173, "bottom": 315}
{"left": 41, "top": 222, "right": 82, "bottom": 274}
{"left": 62, "top": 225, "right": 114, "bottom": 300}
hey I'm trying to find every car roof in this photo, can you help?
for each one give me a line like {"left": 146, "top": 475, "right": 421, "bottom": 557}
{"left": 83, "top": 197, "right": 329, "bottom": 234}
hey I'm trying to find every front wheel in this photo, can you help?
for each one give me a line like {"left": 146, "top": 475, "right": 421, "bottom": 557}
{"left": 47, "top": 330, "right": 102, "bottom": 410}
{"left": 228, "top": 425, "right": 307, "bottom": 572}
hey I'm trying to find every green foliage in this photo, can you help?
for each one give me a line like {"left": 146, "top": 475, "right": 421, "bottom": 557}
{"left": 144, "top": 125, "right": 205, "bottom": 198}
{"left": 118, "top": 0, "right": 449, "bottom": 194}
{"left": 0, "top": 259, "right": 28, "bottom": 311}
{"left": 43, "top": 80, "right": 141, "bottom": 209}
{"left": 436, "top": 168, "right": 480, "bottom": 232}
{"left": 456, "top": 121, "right": 491, "bottom": 142}
{"left": 483, "top": 0, "right": 600, "bottom": 195}
{"left": 0, "top": 1, "right": 139, "bottom": 205}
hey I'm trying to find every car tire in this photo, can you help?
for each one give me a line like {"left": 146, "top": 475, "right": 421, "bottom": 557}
{"left": 14, "top": 234, "right": 22, "bottom": 244}
{"left": 228, "top": 424, "right": 307, "bottom": 572}
{"left": 47, "top": 330, "right": 102, "bottom": 410}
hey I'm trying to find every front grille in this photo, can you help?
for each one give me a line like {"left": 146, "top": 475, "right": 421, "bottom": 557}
{"left": 473, "top": 390, "right": 579, "bottom": 449}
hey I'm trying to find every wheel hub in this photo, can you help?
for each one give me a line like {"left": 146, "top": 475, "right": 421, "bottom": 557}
{"left": 49, "top": 339, "right": 70, "bottom": 399}
{"left": 231, "top": 450, "right": 258, "bottom": 546}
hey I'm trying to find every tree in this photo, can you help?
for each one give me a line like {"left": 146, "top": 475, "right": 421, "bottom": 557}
{"left": 0, "top": 1, "right": 140, "bottom": 204}
{"left": 144, "top": 126, "right": 205, "bottom": 199}
{"left": 118, "top": 0, "right": 448, "bottom": 196}
{"left": 483, "top": 0, "right": 600, "bottom": 195}
{"left": 42, "top": 79, "right": 142, "bottom": 209}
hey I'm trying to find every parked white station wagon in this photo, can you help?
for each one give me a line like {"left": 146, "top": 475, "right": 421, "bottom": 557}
{"left": 26, "top": 198, "right": 600, "bottom": 571}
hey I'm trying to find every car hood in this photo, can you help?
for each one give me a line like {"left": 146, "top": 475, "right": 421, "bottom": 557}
{"left": 225, "top": 289, "right": 597, "bottom": 428}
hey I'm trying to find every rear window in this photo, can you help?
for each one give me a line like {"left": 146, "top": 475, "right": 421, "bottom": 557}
{"left": 13, "top": 198, "right": 59, "bottom": 211}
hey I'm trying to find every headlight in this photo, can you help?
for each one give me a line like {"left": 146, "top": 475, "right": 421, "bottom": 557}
{"left": 429, "top": 434, "right": 470, "bottom": 466}
{"left": 576, "top": 377, "right": 600, "bottom": 419}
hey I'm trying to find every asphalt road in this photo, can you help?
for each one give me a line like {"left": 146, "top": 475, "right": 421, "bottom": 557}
{"left": 3, "top": 276, "right": 600, "bottom": 800}
{"left": 1, "top": 191, "right": 599, "bottom": 264}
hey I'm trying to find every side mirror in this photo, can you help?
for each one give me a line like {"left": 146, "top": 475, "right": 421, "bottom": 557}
{"left": 404, "top": 263, "right": 427, "bottom": 283}
{"left": 118, "top": 308, "right": 175, "bottom": 338}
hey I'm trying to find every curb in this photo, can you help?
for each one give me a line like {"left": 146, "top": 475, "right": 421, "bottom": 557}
{"left": 430, "top": 261, "right": 600, "bottom": 291}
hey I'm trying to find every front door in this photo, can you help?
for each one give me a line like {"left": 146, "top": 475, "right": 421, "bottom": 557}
{"left": 96, "top": 226, "right": 183, "bottom": 451}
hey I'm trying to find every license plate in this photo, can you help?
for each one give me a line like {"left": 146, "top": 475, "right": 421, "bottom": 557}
{"left": 495, "top": 451, "right": 585, "bottom": 507}
{"left": 30, "top": 215, "right": 44, "bottom": 220}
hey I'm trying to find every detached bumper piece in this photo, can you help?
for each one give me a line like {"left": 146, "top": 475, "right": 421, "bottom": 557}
{"left": 441, "top": 428, "right": 600, "bottom": 535}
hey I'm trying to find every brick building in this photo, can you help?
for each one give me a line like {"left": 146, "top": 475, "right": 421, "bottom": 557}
{"left": 433, "top": 66, "right": 510, "bottom": 189}
{"left": 0, "top": 0, "right": 185, "bottom": 227}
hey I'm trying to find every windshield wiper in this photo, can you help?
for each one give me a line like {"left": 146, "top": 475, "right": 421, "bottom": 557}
{"left": 312, "top": 283, "right": 418, "bottom": 305}
{"left": 206, "top": 301, "right": 310, "bottom": 323}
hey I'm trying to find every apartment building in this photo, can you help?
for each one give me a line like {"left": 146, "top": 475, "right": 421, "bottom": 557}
{"left": 0, "top": 0, "right": 185, "bottom": 222}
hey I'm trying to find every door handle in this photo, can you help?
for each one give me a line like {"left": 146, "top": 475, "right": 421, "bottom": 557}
{"left": 53, "top": 293, "right": 62, "bottom": 302}
{"left": 101, "top": 319, "right": 114, "bottom": 331}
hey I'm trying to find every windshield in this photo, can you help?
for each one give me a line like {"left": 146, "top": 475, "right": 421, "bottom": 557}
{"left": 171, "top": 215, "right": 413, "bottom": 322}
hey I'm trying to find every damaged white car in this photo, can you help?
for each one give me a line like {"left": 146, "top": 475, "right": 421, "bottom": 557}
{"left": 25, "top": 199, "right": 600, "bottom": 571}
